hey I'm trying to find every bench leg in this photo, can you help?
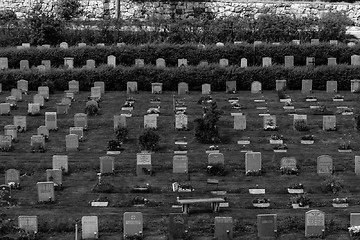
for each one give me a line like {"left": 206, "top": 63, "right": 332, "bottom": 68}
{"left": 182, "top": 204, "right": 189, "bottom": 214}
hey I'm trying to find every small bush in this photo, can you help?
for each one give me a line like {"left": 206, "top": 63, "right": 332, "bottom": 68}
{"left": 92, "top": 182, "right": 115, "bottom": 193}
{"left": 139, "top": 129, "right": 160, "bottom": 151}
{"left": 195, "top": 102, "right": 222, "bottom": 143}
{"left": 107, "top": 140, "right": 122, "bottom": 151}
{"left": 354, "top": 114, "right": 360, "bottom": 130}
{"left": 206, "top": 164, "right": 226, "bottom": 176}
{"left": 56, "top": 0, "right": 83, "bottom": 21}
{"left": 85, "top": 104, "right": 99, "bottom": 116}
{"left": 321, "top": 176, "right": 343, "bottom": 194}
{"left": 115, "top": 127, "right": 128, "bottom": 142}
{"left": 294, "top": 120, "right": 309, "bottom": 131}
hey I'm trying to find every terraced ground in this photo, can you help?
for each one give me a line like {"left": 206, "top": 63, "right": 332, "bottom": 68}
{"left": 1, "top": 89, "right": 360, "bottom": 239}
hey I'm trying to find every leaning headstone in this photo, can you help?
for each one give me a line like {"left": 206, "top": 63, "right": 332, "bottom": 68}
{"left": 276, "top": 80, "right": 286, "bottom": 91}
{"left": 351, "top": 79, "right": 360, "bottom": 92}
{"left": 226, "top": 81, "right": 236, "bottom": 93}
{"left": 0, "top": 103, "right": 10, "bottom": 115}
{"left": 305, "top": 210, "right": 325, "bottom": 237}
{"left": 144, "top": 114, "right": 157, "bottom": 129}
{"left": 169, "top": 213, "right": 188, "bottom": 240}
{"left": 127, "top": 81, "right": 138, "bottom": 94}
{"left": 156, "top": 58, "right": 166, "bottom": 68}
{"left": 178, "top": 59, "right": 187, "bottom": 67}
{"left": 327, "top": 57, "right": 337, "bottom": 66}
{"left": 306, "top": 57, "right": 315, "bottom": 66}
{"left": 38, "top": 86, "right": 49, "bottom": 100}
{"left": 202, "top": 84, "right": 211, "bottom": 94}
{"left": 257, "top": 214, "right": 277, "bottom": 239}
{"left": 123, "top": 212, "right": 143, "bottom": 238}
{"left": 14, "top": 116, "right": 26, "bottom": 132}
{"left": 355, "top": 156, "right": 360, "bottom": 175}
{"left": 107, "top": 55, "right": 116, "bottom": 67}
{"left": 59, "top": 42, "right": 68, "bottom": 49}
{"left": 284, "top": 56, "right": 294, "bottom": 67}
{"left": 311, "top": 39, "right": 319, "bottom": 45}
{"left": 52, "top": 155, "right": 68, "bottom": 172}
{"left": 214, "top": 217, "right": 233, "bottom": 240}
{"left": 301, "top": 79, "right": 312, "bottom": 94}
{"left": 251, "top": 81, "right": 262, "bottom": 94}
{"left": 46, "top": 169, "right": 62, "bottom": 187}
{"left": 0, "top": 57, "right": 8, "bottom": 70}
{"left": 11, "top": 88, "right": 22, "bottom": 101}
{"left": 64, "top": 57, "right": 74, "bottom": 69}
{"left": 69, "top": 80, "right": 79, "bottom": 93}
{"left": 45, "top": 112, "right": 57, "bottom": 130}
{"left": 94, "top": 81, "right": 105, "bottom": 94}
{"left": 326, "top": 81, "right": 337, "bottom": 93}
{"left": 66, "top": 134, "right": 79, "bottom": 151}
{"left": 245, "top": 152, "right": 262, "bottom": 172}
{"left": 178, "top": 82, "right": 188, "bottom": 94}
{"left": 20, "top": 60, "right": 29, "bottom": 70}
{"left": 74, "top": 113, "right": 88, "bottom": 129}
{"left": 219, "top": 58, "right": 229, "bottom": 67}
{"left": 151, "top": 83, "right": 163, "bottom": 94}
{"left": 350, "top": 213, "right": 360, "bottom": 226}
{"left": 5, "top": 169, "right": 20, "bottom": 186}
{"left": 82, "top": 216, "right": 99, "bottom": 239}
{"left": 69, "top": 127, "right": 84, "bottom": 141}
{"left": 323, "top": 115, "right": 336, "bottom": 131}
{"left": 136, "top": 152, "right": 152, "bottom": 175}
{"left": 28, "top": 103, "right": 40, "bottom": 115}
{"left": 173, "top": 155, "right": 188, "bottom": 173}
{"left": 33, "top": 94, "right": 44, "bottom": 107}
{"left": 317, "top": 155, "right": 333, "bottom": 176}
{"left": 18, "top": 216, "right": 38, "bottom": 233}
{"left": 114, "top": 115, "right": 126, "bottom": 129}
{"left": 37, "top": 182, "right": 55, "bottom": 202}
{"left": 351, "top": 55, "right": 360, "bottom": 66}
{"left": 240, "top": 58, "right": 248, "bottom": 68}
{"left": 234, "top": 115, "right": 246, "bottom": 130}
{"left": 262, "top": 57, "right": 272, "bottom": 67}
{"left": 100, "top": 156, "right": 115, "bottom": 174}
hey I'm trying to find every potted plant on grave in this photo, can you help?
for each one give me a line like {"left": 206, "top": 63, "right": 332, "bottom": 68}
{"left": 246, "top": 169, "right": 263, "bottom": 176}
{"left": 126, "top": 97, "right": 135, "bottom": 103}
{"left": 349, "top": 225, "right": 360, "bottom": 238}
{"left": 252, "top": 198, "right": 270, "bottom": 208}
{"left": 264, "top": 119, "right": 278, "bottom": 131}
{"left": 132, "top": 183, "right": 152, "bottom": 193}
{"left": 306, "top": 95, "right": 317, "bottom": 102}
{"left": 206, "top": 163, "right": 226, "bottom": 176}
{"left": 332, "top": 197, "right": 349, "bottom": 208}
{"left": 312, "top": 105, "right": 333, "bottom": 115}
{"left": 139, "top": 129, "right": 160, "bottom": 152}
{"left": 283, "top": 100, "right": 294, "bottom": 110}
{"left": 131, "top": 196, "right": 149, "bottom": 207}
{"left": 277, "top": 90, "right": 291, "bottom": 102}
{"left": 280, "top": 166, "right": 299, "bottom": 176}
{"left": 197, "top": 95, "right": 213, "bottom": 105}
{"left": 269, "top": 134, "right": 283, "bottom": 144}
{"left": 228, "top": 97, "right": 239, "bottom": 104}
{"left": 294, "top": 120, "right": 309, "bottom": 131}
{"left": 340, "top": 107, "right": 354, "bottom": 115}
{"left": 290, "top": 193, "right": 310, "bottom": 209}
{"left": 90, "top": 196, "right": 109, "bottom": 207}
{"left": 174, "top": 144, "right": 187, "bottom": 154}
{"left": 287, "top": 183, "right": 304, "bottom": 194}
{"left": 333, "top": 94, "right": 344, "bottom": 101}
{"left": 147, "top": 107, "right": 160, "bottom": 115}
{"left": 338, "top": 140, "right": 352, "bottom": 152}
{"left": 301, "top": 134, "right": 315, "bottom": 144}
{"left": 273, "top": 144, "right": 288, "bottom": 152}
{"left": 249, "top": 184, "right": 265, "bottom": 194}
{"left": 122, "top": 101, "right": 134, "bottom": 109}
{"left": 206, "top": 145, "right": 219, "bottom": 153}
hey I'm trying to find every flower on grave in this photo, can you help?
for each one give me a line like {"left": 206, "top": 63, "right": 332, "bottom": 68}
{"left": 289, "top": 183, "right": 304, "bottom": 189}
{"left": 301, "top": 134, "right": 314, "bottom": 140}
{"left": 332, "top": 197, "right": 348, "bottom": 204}
{"left": 284, "top": 101, "right": 293, "bottom": 106}
{"left": 339, "top": 140, "right": 351, "bottom": 150}
{"left": 270, "top": 134, "right": 283, "bottom": 140}
{"left": 252, "top": 198, "right": 270, "bottom": 204}
{"left": 274, "top": 144, "right": 288, "bottom": 150}
{"left": 333, "top": 94, "right": 344, "bottom": 99}
{"left": 290, "top": 193, "right": 310, "bottom": 206}
{"left": 349, "top": 226, "right": 360, "bottom": 234}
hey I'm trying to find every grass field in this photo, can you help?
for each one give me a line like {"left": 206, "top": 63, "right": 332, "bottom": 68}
{"left": 1, "top": 89, "right": 360, "bottom": 239}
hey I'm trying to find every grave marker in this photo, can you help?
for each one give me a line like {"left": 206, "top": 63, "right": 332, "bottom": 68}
{"left": 20, "top": 60, "right": 29, "bottom": 70}
{"left": 0, "top": 57, "right": 8, "bottom": 70}
{"left": 276, "top": 80, "right": 286, "bottom": 91}
{"left": 263, "top": 115, "right": 276, "bottom": 130}
{"left": 323, "top": 115, "right": 336, "bottom": 131}
{"left": 100, "top": 156, "right": 115, "bottom": 174}
{"left": 156, "top": 58, "right": 166, "bottom": 68}
{"left": 293, "top": 114, "right": 307, "bottom": 129}
{"left": 52, "top": 155, "right": 68, "bottom": 172}
{"left": 351, "top": 79, "right": 360, "bottom": 92}
{"left": 107, "top": 55, "right": 116, "bottom": 67}
{"left": 317, "top": 155, "right": 333, "bottom": 176}
{"left": 28, "top": 103, "right": 40, "bottom": 115}
{"left": 329, "top": 40, "right": 338, "bottom": 45}
{"left": 326, "top": 81, "right": 337, "bottom": 93}
{"left": 219, "top": 58, "right": 229, "bottom": 67}
{"left": 245, "top": 152, "right": 262, "bottom": 172}
{"left": 86, "top": 59, "right": 95, "bottom": 69}
{"left": 4, "top": 125, "right": 17, "bottom": 140}
{"left": 74, "top": 113, "right": 88, "bottom": 129}
{"left": 144, "top": 114, "right": 157, "bottom": 129}
{"left": 66, "top": 134, "right": 79, "bottom": 151}
{"left": 234, "top": 115, "right": 246, "bottom": 130}
{"left": 350, "top": 213, "right": 360, "bottom": 226}
{"left": 251, "top": 81, "right": 262, "bottom": 93}
{"left": 151, "top": 83, "right": 163, "bottom": 94}
{"left": 136, "top": 152, "right": 152, "bottom": 175}
{"left": 175, "top": 113, "right": 188, "bottom": 130}
{"left": 46, "top": 169, "right": 62, "bottom": 187}
{"left": 214, "top": 217, "right": 233, "bottom": 240}
{"left": 37, "top": 182, "right": 55, "bottom": 202}
{"left": 41, "top": 60, "right": 51, "bottom": 70}
{"left": 60, "top": 42, "right": 68, "bottom": 49}
{"left": 64, "top": 57, "right": 74, "bottom": 69}
{"left": 178, "top": 82, "right": 188, "bottom": 94}
{"left": 69, "top": 80, "right": 79, "bottom": 93}
{"left": 0, "top": 103, "right": 10, "bottom": 115}
{"left": 17, "top": 80, "right": 28, "bottom": 94}
{"left": 70, "top": 127, "right": 84, "bottom": 140}
{"left": 262, "top": 57, "right": 272, "bottom": 67}
{"left": 14, "top": 116, "right": 26, "bottom": 132}
{"left": 178, "top": 59, "right": 187, "bottom": 67}
{"left": 0, "top": 135, "right": 12, "bottom": 150}
{"left": 355, "top": 156, "right": 360, "bottom": 175}
{"left": 198, "top": 60, "right": 208, "bottom": 67}
{"left": 135, "top": 59, "right": 145, "bottom": 67}
{"left": 82, "top": 216, "right": 99, "bottom": 239}
{"left": 311, "top": 39, "right": 319, "bottom": 45}
{"left": 114, "top": 115, "right": 126, "bottom": 129}
{"left": 284, "top": 56, "right": 294, "bottom": 67}
{"left": 38, "top": 86, "right": 49, "bottom": 100}
{"left": 281, "top": 157, "right": 297, "bottom": 169}
{"left": 90, "top": 87, "right": 101, "bottom": 101}
{"left": 30, "top": 135, "right": 45, "bottom": 150}
{"left": 56, "top": 103, "right": 68, "bottom": 115}
{"left": 202, "top": 84, "right": 211, "bottom": 94}
{"left": 127, "top": 81, "right": 138, "bottom": 94}
{"left": 0, "top": 185, "right": 11, "bottom": 202}
{"left": 327, "top": 57, "right": 337, "bottom": 66}
{"left": 45, "top": 112, "right": 57, "bottom": 130}
{"left": 94, "top": 81, "right": 105, "bottom": 94}
{"left": 11, "top": 88, "right": 22, "bottom": 101}
{"left": 123, "top": 212, "right": 143, "bottom": 238}
{"left": 5, "top": 169, "right": 20, "bottom": 186}
{"left": 306, "top": 57, "right": 315, "bottom": 66}
{"left": 302, "top": 79, "right": 312, "bottom": 94}
{"left": 351, "top": 55, "right": 360, "bottom": 66}
{"left": 78, "top": 42, "right": 86, "bottom": 47}
{"left": 208, "top": 153, "right": 224, "bottom": 165}
{"left": 173, "top": 155, "right": 188, "bottom": 173}
{"left": 257, "top": 214, "right": 277, "bottom": 239}
{"left": 226, "top": 81, "right": 236, "bottom": 93}
{"left": 33, "top": 94, "right": 44, "bottom": 107}
{"left": 240, "top": 58, "right": 247, "bottom": 68}
{"left": 169, "top": 213, "right": 188, "bottom": 240}
{"left": 18, "top": 216, "right": 38, "bottom": 233}
{"left": 305, "top": 210, "right": 325, "bottom": 237}
{"left": 37, "top": 126, "right": 49, "bottom": 139}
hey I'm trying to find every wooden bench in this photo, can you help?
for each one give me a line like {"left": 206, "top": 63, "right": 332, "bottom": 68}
{"left": 176, "top": 197, "right": 226, "bottom": 214}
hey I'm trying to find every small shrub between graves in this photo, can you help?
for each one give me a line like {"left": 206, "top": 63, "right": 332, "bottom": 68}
{"left": 115, "top": 127, "right": 128, "bottom": 142}
{"left": 278, "top": 216, "right": 305, "bottom": 233}
{"left": 321, "top": 175, "right": 344, "bottom": 194}
{"left": 294, "top": 120, "right": 309, "bottom": 131}
{"left": 195, "top": 102, "right": 222, "bottom": 143}
{"left": 139, "top": 129, "right": 160, "bottom": 151}
{"left": 92, "top": 181, "right": 115, "bottom": 193}
{"left": 206, "top": 164, "right": 226, "bottom": 176}
{"left": 290, "top": 193, "right": 310, "bottom": 207}
{"left": 107, "top": 140, "right": 122, "bottom": 151}
{"left": 85, "top": 104, "right": 99, "bottom": 116}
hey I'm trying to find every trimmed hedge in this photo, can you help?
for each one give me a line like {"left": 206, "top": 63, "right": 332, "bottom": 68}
{"left": 1, "top": 44, "right": 360, "bottom": 69}
{"left": 1, "top": 65, "right": 360, "bottom": 92}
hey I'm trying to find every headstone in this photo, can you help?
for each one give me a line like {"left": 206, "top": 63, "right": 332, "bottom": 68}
{"left": 178, "top": 82, "right": 188, "bottom": 94}
{"left": 348, "top": 42, "right": 356, "bottom": 47}
{"left": 64, "top": 57, "right": 74, "bottom": 69}
{"left": 276, "top": 80, "right": 286, "bottom": 91}
{"left": 305, "top": 210, "right": 325, "bottom": 237}
{"left": 85, "top": 59, "right": 95, "bottom": 69}
{"left": 234, "top": 115, "right": 246, "bottom": 130}
{"left": 90, "top": 87, "right": 101, "bottom": 101}
{"left": 38, "top": 86, "right": 50, "bottom": 100}
{"left": 281, "top": 157, "right": 297, "bottom": 169}
{"left": 262, "top": 57, "right": 272, "bottom": 67}
{"left": 45, "top": 112, "right": 57, "bottom": 130}
{"left": 257, "top": 214, "right": 277, "bottom": 239}
{"left": 156, "top": 58, "right": 166, "bottom": 68}
{"left": 219, "top": 58, "right": 229, "bottom": 67}
{"left": 33, "top": 94, "right": 44, "bottom": 107}
{"left": 4, "top": 125, "right": 17, "bottom": 140}
{"left": 306, "top": 57, "right": 315, "bottom": 66}
{"left": 175, "top": 113, "right": 188, "bottom": 130}
{"left": 326, "top": 81, "right": 337, "bottom": 93}
{"left": 151, "top": 83, "right": 163, "bottom": 94}
{"left": 198, "top": 61, "right": 208, "bottom": 67}
{"left": 42, "top": 44, "right": 50, "bottom": 48}
{"left": 22, "top": 43, "right": 30, "bottom": 48}
{"left": 351, "top": 79, "right": 360, "bottom": 92}
{"left": 17, "top": 79, "right": 28, "bottom": 94}
{"left": 208, "top": 153, "right": 224, "bottom": 165}
{"left": 100, "top": 156, "right": 115, "bottom": 174}
{"left": 78, "top": 42, "right": 86, "bottom": 47}
{"left": 56, "top": 103, "right": 68, "bottom": 115}
{"left": 327, "top": 57, "right": 337, "bottom": 66}
{"left": 41, "top": 60, "right": 51, "bottom": 70}
{"left": 5, "top": 169, "right": 20, "bottom": 186}
{"left": 311, "top": 39, "right": 319, "bottom": 45}
{"left": 169, "top": 213, "right": 188, "bottom": 240}
{"left": 323, "top": 115, "right": 336, "bottom": 131}
{"left": 6, "top": 96, "right": 17, "bottom": 108}
{"left": 46, "top": 169, "right": 62, "bottom": 186}
{"left": 226, "top": 81, "right": 236, "bottom": 93}
{"left": 60, "top": 42, "right": 68, "bottom": 49}
{"left": 123, "top": 212, "right": 143, "bottom": 238}
{"left": 293, "top": 114, "right": 307, "bottom": 129}
{"left": 52, "top": 155, "right": 68, "bottom": 172}
{"left": 117, "top": 42, "right": 126, "bottom": 47}
{"left": 0, "top": 135, "right": 12, "bottom": 150}
{"left": 11, "top": 88, "right": 22, "bottom": 101}
{"left": 144, "top": 114, "right": 157, "bottom": 129}
{"left": 28, "top": 103, "right": 40, "bottom": 115}
{"left": 254, "top": 41, "right": 262, "bottom": 45}
{"left": 284, "top": 56, "right": 294, "bottom": 67}
{"left": 74, "top": 113, "right": 88, "bottom": 129}
{"left": 215, "top": 217, "right": 233, "bottom": 240}
{"left": 94, "top": 81, "right": 105, "bottom": 94}
{"left": 70, "top": 127, "right": 84, "bottom": 140}
{"left": 301, "top": 79, "right": 312, "bottom": 94}
{"left": 136, "top": 152, "right": 152, "bottom": 175}
{"left": 30, "top": 135, "right": 45, "bottom": 150}
{"left": 69, "top": 80, "right": 79, "bottom": 93}
{"left": 351, "top": 55, "right": 360, "bottom": 66}
{"left": 18, "top": 216, "right": 38, "bottom": 233}
{"left": 245, "top": 152, "right": 262, "bottom": 172}
{"left": 37, "top": 182, "right": 55, "bottom": 202}
{"left": 251, "top": 81, "right": 262, "bottom": 93}
{"left": 0, "top": 57, "right": 8, "bottom": 70}
{"left": 135, "top": 59, "right": 145, "bottom": 67}
{"left": 178, "top": 59, "right": 187, "bottom": 67}
{"left": 329, "top": 40, "right": 338, "bottom": 45}
{"left": 66, "top": 134, "right": 79, "bottom": 151}
{"left": 355, "top": 156, "right": 360, "bottom": 175}
{"left": 173, "top": 155, "right": 188, "bottom": 173}
{"left": 202, "top": 84, "right": 211, "bottom": 94}
{"left": 317, "top": 155, "right": 333, "bottom": 176}
{"left": 107, "top": 55, "right": 116, "bottom": 67}
{"left": 82, "top": 216, "right": 99, "bottom": 239}
{"left": 20, "top": 60, "right": 29, "bottom": 70}
{"left": 350, "top": 213, "right": 360, "bottom": 226}
{"left": 0, "top": 185, "right": 11, "bottom": 202}
{"left": 37, "top": 126, "right": 49, "bottom": 139}
{"left": 263, "top": 115, "right": 276, "bottom": 129}
{"left": 14, "top": 116, "right": 26, "bottom": 132}
{"left": 127, "top": 81, "right": 138, "bottom": 94}
{"left": 114, "top": 115, "right": 126, "bottom": 129}
{"left": 0, "top": 103, "right": 10, "bottom": 115}
{"left": 216, "top": 42, "right": 224, "bottom": 47}
{"left": 0, "top": 83, "right": 2, "bottom": 93}
{"left": 240, "top": 58, "right": 248, "bottom": 68}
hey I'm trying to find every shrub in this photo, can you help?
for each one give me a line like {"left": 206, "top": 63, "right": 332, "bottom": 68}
{"left": 206, "top": 164, "right": 226, "bottom": 176}
{"left": 0, "top": 10, "right": 17, "bottom": 22}
{"left": 107, "top": 140, "right": 122, "bottom": 151}
{"left": 85, "top": 104, "right": 99, "bottom": 116}
{"left": 195, "top": 102, "right": 222, "bottom": 143}
{"left": 56, "top": 0, "right": 83, "bottom": 21}
{"left": 294, "top": 120, "right": 309, "bottom": 131}
{"left": 321, "top": 176, "right": 343, "bottom": 194}
{"left": 139, "top": 129, "right": 160, "bottom": 151}
{"left": 115, "top": 127, "right": 128, "bottom": 142}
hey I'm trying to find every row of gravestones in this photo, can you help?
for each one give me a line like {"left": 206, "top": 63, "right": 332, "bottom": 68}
{"left": 14, "top": 212, "right": 360, "bottom": 239}
{"left": 2, "top": 54, "right": 360, "bottom": 71}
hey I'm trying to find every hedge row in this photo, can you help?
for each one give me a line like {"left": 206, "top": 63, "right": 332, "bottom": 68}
{"left": 1, "top": 44, "right": 360, "bottom": 69}
{"left": 1, "top": 65, "right": 360, "bottom": 92}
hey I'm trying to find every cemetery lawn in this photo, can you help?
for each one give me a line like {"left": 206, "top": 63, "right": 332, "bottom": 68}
{"left": 1, "top": 90, "right": 360, "bottom": 239}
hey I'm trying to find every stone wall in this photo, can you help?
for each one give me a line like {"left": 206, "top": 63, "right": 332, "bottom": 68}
{"left": 1, "top": 0, "right": 360, "bottom": 24}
